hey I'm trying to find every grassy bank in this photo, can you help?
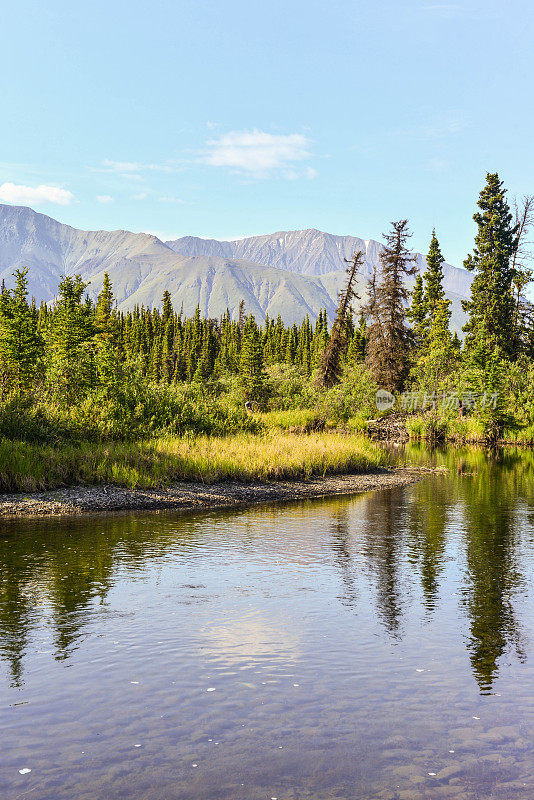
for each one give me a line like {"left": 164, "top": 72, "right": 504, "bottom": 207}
{"left": 406, "top": 413, "right": 534, "bottom": 445}
{"left": 0, "top": 432, "right": 386, "bottom": 493}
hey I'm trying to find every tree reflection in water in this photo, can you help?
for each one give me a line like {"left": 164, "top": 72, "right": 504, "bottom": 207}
{"left": 1, "top": 446, "right": 533, "bottom": 693}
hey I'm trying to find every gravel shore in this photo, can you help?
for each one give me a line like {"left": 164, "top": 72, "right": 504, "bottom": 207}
{"left": 0, "top": 468, "right": 426, "bottom": 518}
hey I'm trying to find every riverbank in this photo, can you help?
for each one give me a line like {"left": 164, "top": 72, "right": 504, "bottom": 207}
{"left": 0, "top": 431, "right": 385, "bottom": 494}
{"left": 0, "top": 468, "right": 426, "bottom": 517}
{"left": 365, "top": 411, "right": 534, "bottom": 446}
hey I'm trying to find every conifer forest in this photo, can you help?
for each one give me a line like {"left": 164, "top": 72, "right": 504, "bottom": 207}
{"left": 1, "top": 173, "right": 534, "bottom": 491}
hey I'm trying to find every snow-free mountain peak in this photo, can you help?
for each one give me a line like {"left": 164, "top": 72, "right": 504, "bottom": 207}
{"left": 0, "top": 204, "right": 471, "bottom": 329}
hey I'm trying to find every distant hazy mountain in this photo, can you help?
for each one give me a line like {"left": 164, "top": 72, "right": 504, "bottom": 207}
{"left": 166, "top": 228, "right": 472, "bottom": 298}
{"left": 0, "top": 203, "right": 169, "bottom": 305}
{"left": 0, "top": 204, "right": 471, "bottom": 329}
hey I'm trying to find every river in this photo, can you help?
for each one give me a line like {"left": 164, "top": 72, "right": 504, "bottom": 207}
{"left": 1, "top": 444, "right": 534, "bottom": 799}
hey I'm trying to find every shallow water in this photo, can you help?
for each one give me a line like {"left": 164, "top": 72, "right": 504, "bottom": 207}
{"left": 2, "top": 445, "right": 534, "bottom": 799}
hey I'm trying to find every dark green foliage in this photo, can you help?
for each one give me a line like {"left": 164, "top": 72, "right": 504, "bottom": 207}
{"left": 424, "top": 230, "right": 448, "bottom": 316}
{"left": 94, "top": 273, "right": 122, "bottom": 391}
{"left": 409, "top": 230, "right": 455, "bottom": 391}
{"left": 406, "top": 274, "right": 426, "bottom": 350}
{"left": 0, "top": 268, "right": 42, "bottom": 396}
{"left": 2, "top": 170, "right": 532, "bottom": 448}
{"left": 408, "top": 229, "right": 451, "bottom": 355}
{"left": 462, "top": 173, "right": 519, "bottom": 359}
{"left": 239, "top": 315, "right": 268, "bottom": 402}
{"left": 365, "top": 220, "right": 417, "bottom": 391}
{"left": 44, "top": 275, "right": 95, "bottom": 402}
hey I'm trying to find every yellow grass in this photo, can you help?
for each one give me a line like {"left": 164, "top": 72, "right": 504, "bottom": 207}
{"left": 0, "top": 432, "right": 386, "bottom": 493}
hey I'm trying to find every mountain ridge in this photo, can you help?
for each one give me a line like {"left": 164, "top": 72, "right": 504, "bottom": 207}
{"left": 0, "top": 203, "right": 471, "bottom": 329}
{"left": 166, "top": 227, "right": 472, "bottom": 297}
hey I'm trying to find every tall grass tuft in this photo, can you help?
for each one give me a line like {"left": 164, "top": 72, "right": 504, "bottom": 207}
{"left": 0, "top": 432, "right": 387, "bottom": 493}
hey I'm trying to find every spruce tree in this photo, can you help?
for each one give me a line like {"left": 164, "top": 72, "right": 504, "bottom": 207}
{"left": 239, "top": 315, "right": 268, "bottom": 403}
{"left": 349, "top": 314, "right": 367, "bottom": 363}
{"left": 451, "top": 331, "right": 461, "bottom": 357}
{"left": 413, "top": 297, "right": 455, "bottom": 394}
{"left": 424, "top": 229, "right": 448, "bottom": 316}
{"left": 162, "top": 291, "right": 173, "bottom": 327}
{"left": 45, "top": 275, "right": 95, "bottom": 401}
{"left": 94, "top": 273, "right": 121, "bottom": 390}
{"left": 161, "top": 320, "right": 175, "bottom": 382}
{"left": 0, "top": 268, "right": 42, "bottom": 395}
{"left": 462, "top": 173, "right": 519, "bottom": 359}
{"left": 94, "top": 274, "right": 115, "bottom": 337}
{"left": 406, "top": 274, "right": 427, "bottom": 350}
{"left": 407, "top": 230, "right": 450, "bottom": 353}
{"left": 365, "top": 220, "right": 417, "bottom": 391}
{"left": 194, "top": 319, "right": 217, "bottom": 380}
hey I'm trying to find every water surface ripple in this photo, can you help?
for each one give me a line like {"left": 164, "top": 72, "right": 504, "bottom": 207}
{"left": 1, "top": 445, "right": 534, "bottom": 799}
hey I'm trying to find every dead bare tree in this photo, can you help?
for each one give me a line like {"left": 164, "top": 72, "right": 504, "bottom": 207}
{"left": 317, "top": 250, "right": 364, "bottom": 388}
{"left": 512, "top": 195, "right": 534, "bottom": 275}
{"left": 238, "top": 299, "right": 246, "bottom": 334}
{"left": 512, "top": 195, "right": 534, "bottom": 348}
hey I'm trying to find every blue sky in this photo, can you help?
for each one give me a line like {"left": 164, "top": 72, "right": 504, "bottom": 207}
{"left": 1, "top": 0, "right": 532, "bottom": 265}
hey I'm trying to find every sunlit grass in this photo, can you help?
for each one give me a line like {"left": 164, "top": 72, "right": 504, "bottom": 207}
{"left": 501, "top": 424, "right": 534, "bottom": 444}
{"left": 0, "top": 432, "right": 386, "bottom": 493}
{"left": 407, "top": 413, "right": 498, "bottom": 442}
{"left": 257, "top": 409, "right": 326, "bottom": 429}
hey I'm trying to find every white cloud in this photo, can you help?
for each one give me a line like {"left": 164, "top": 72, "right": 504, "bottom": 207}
{"left": 98, "top": 159, "right": 175, "bottom": 174}
{"left": 201, "top": 129, "right": 314, "bottom": 178}
{"left": 157, "top": 195, "right": 185, "bottom": 204}
{"left": 0, "top": 182, "right": 75, "bottom": 206}
{"left": 120, "top": 173, "right": 144, "bottom": 182}
{"left": 396, "top": 112, "right": 469, "bottom": 140}
{"left": 96, "top": 194, "right": 114, "bottom": 204}
{"left": 132, "top": 192, "right": 148, "bottom": 200}
{"left": 101, "top": 159, "right": 141, "bottom": 172}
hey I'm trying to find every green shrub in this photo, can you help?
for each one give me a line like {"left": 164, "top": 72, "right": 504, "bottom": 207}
{"left": 0, "top": 380, "right": 258, "bottom": 444}
{"left": 315, "top": 364, "right": 378, "bottom": 424}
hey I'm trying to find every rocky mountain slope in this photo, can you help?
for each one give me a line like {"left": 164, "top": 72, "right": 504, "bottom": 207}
{"left": 0, "top": 204, "right": 471, "bottom": 328}
{"left": 167, "top": 228, "right": 472, "bottom": 297}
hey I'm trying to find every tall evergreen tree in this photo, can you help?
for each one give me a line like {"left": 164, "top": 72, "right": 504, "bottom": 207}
{"left": 0, "top": 268, "right": 42, "bottom": 395}
{"left": 408, "top": 230, "right": 451, "bottom": 360}
{"left": 45, "top": 275, "right": 94, "bottom": 400}
{"left": 406, "top": 274, "right": 427, "bottom": 350}
{"left": 424, "top": 229, "right": 448, "bottom": 317}
{"left": 194, "top": 319, "right": 217, "bottom": 380}
{"left": 413, "top": 297, "right": 455, "bottom": 394}
{"left": 365, "top": 220, "right": 417, "bottom": 391}
{"left": 347, "top": 314, "right": 367, "bottom": 363}
{"left": 161, "top": 320, "right": 175, "bottom": 382}
{"left": 239, "top": 315, "right": 268, "bottom": 402}
{"left": 462, "top": 173, "right": 519, "bottom": 359}
{"left": 162, "top": 291, "right": 173, "bottom": 327}
{"left": 94, "top": 273, "right": 121, "bottom": 390}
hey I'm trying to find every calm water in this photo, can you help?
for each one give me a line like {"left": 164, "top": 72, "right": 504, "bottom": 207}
{"left": 2, "top": 446, "right": 534, "bottom": 799}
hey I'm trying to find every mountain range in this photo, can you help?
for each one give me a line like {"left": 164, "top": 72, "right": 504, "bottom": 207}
{"left": 0, "top": 203, "right": 472, "bottom": 330}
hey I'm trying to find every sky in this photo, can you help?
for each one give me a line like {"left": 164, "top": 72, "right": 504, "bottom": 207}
{"left": 1, "top": 0, "right": 533, "bottom": 265}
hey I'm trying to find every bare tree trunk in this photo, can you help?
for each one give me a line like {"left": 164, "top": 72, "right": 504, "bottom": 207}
{"left": 317, "top": 251, "right": 363, "bottom": 388}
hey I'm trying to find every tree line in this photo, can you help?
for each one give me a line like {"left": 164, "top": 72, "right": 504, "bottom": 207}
{"left": 0, "top": 172, "right": 533, "bottom": 432}
{"left": 0, "top": 268, "right": 367, "bottom": 403}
